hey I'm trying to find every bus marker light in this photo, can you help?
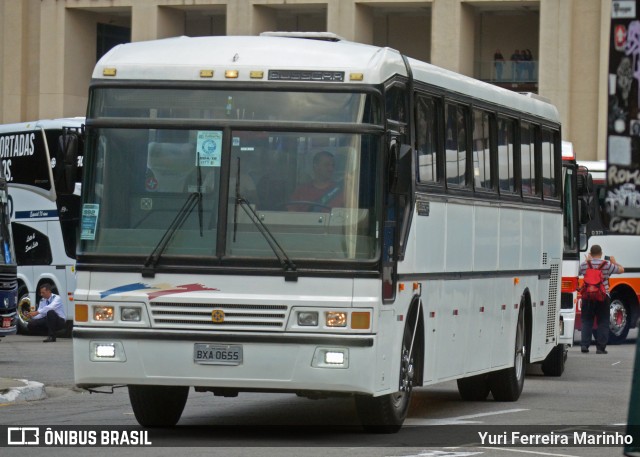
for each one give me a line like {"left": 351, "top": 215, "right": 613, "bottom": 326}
{"left": 199, "top": 70, "right": 214, "bottom": 78}
{"left": 102, "top": 68, "right": 117, "bottom": 77}
{"left": 350, "top": 73, "right": 364, "bottom": 81}
{"left": 250, "top": 71, "right": 264, "bottom": 79}
{"left": 225, "top": 70, "right": 239, "bottom": 79}
{"left": 351, "top": 312, "right": 370, "bottom": 329}
{"left": 298, "top": 311, "right": 318, "bottom": 326}
{"left": 514, "top": 277, "right": 520, "bottom": 285}
{"left": 75, "top": 304, "right": 88, "bottom": 322}
{"left": 398, "top": 283, "right": 405, "bottom": 291}
{"left": 413, "top": 282, "right": 419, "bottom": 291}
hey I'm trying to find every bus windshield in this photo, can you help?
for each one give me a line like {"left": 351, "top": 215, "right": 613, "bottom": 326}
{"left": 81, "top": 90, "right": 382, "bottom": 263}
{"left": 0, "top": 184, "right": 15, "bottom": 266}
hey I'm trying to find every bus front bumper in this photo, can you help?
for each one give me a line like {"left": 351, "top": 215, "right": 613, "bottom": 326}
{"left": 73, "top": 327, "right": 381, "bottom": 395}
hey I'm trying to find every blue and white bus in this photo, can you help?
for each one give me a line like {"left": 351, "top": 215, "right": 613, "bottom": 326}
{"left": 0, "top": 175, "right": 18, "bottom": 338}
{"left": 73, "top": 34, "right": 564, "bottom": 432}
{"left": 0, "top": 118, "right": 84, "bottom": 334}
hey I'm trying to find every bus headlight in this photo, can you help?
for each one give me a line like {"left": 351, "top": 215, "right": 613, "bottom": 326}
{"left": 121, "top": 307, "right": 142, "bottom": 322}
{"left": 93, "top": 306, "right": 114, "bottom": 321}
{"left": 297, "top": 311, "right": 318, "bottom": 326}
{"left": 326, "top": 311, "right": 347, "bottom": 327}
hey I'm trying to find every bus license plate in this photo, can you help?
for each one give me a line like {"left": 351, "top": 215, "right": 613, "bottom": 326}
{"left": 194, "top": 344, "right": 243, "bottom": 365}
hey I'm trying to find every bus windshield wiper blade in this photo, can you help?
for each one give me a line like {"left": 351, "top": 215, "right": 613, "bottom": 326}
{"left": 141, "top": 191, "right": 201, "bottom": 278}
{"left": 234, "top": 194, "right": 298, "bottom": 282}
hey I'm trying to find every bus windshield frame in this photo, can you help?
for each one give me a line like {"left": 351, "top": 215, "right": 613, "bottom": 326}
{"left": 80, "top": 84, "right": 385, "bottom": 270}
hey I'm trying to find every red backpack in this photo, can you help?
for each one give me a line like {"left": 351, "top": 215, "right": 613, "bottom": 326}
{"left": 580, "top": 260, "right": 608, "bottom": 302}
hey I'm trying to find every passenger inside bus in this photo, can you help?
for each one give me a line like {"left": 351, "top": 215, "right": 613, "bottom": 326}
{"left": 288, "top": 150, "right": 345, "bottom": 212}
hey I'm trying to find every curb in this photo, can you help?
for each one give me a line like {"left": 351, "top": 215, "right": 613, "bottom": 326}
{"left": 0, "top": 379, "right": 47, "bottom": 403}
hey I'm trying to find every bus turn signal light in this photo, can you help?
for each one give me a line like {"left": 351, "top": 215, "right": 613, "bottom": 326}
{"left": 351, "top": 312, "right": 370, "bottom": 329}
{"left": 75, "top": 304, "right": 88, "bottom": 322}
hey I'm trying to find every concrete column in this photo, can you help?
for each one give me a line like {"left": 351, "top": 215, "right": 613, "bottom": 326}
{"left": 1, "top": 0, "right": 29, "bottom": 123}
{"left": 132, "top": 2, "right": 184, "bottom": 41}
{"left": 431, "top": 0, "right": 462, "bottom": 72}
{"left": 597, "top": 0, "right": 611, "bottom": 161}
{"left": 38, "top": 0, "right": 66, "bottom": 119}
{"left": 328, "top": 0, "right": 373, "bottom": 43}
{"left": 538, "top": 0, "right": 572, "bottom": 137}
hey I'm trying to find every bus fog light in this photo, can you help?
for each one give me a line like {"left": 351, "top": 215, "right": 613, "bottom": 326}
{"left": 312, "top": 348, "right": 349, "bottom": 368}
{"left": 121, "top": 307, "right": 142, "bottom": 322}
{"left": 326, "top": 311, "right": 347, "bottom": 327}
{"left": 325, "top": 351, "right": 344, "bottom": 364}
{"left": 298, "top": 311, "right": 318, "bottom": 326}
{"left": 94, "top": 306, "right": 114, "bottom": 321}
{"left": 90, "top": 341, "right": 126, "bottom": 362}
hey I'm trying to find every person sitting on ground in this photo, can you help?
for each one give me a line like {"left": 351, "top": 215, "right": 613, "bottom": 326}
{"left": 288, "top": 151, "right": 344, "bottom": 212}
{"left": 26, "top": 284, "right": 66, "bottom": 343}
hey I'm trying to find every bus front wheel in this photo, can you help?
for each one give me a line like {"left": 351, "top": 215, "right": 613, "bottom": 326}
{"left": 608, "top": 298, "right": 631, "bottom": 344}
{"left": 355, "top": 324, "right": 414, "bottom": 433}
{"left": 128, "top": 385, "right": 189, "bottom": 427}
{"left": 16, "top": 287, "right": 31, "bottom": 334}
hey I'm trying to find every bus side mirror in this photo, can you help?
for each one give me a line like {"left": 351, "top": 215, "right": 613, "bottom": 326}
{"left": 577, "top": 170, "right": 593, "bottom": 196}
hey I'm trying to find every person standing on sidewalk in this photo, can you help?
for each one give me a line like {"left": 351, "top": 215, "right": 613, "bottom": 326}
{"left": 579, "top": 244, "right": 624, "bottom": 354}
{"left": 26, "top": 284, "right": 66, "bottom": 343}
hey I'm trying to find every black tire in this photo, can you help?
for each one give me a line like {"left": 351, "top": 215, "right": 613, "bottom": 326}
{"left": 541, "top": 344, "right": 565, "bottom": 377}
{"left": 128, "top": 385, "right": 189, "bottom": 427}
{"left": 457, "top": 374, "right": 490, "bottom": 401}
{"left": 355, "top": 324, "right": 415, "bottom": 433}
{"left": 608, "top": 298, "right": 630, "bottom": 344}
{"left": 489, "top": 307, "right": 526, "bottom": 401}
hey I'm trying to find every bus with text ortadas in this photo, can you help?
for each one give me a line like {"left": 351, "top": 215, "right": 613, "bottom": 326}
{"left": 73, "top": 33, "right": 564, "bottom": 432}
{"left": 0, "top": 118, "right": 84, "bottom": 334}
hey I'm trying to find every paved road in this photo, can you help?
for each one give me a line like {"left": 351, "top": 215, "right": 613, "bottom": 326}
{"left": 0, "top": 331, "right": 637, "bottom": 457}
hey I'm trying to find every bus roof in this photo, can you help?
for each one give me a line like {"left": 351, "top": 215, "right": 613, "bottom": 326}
{"left": 94, "top": 35, "right": 560, "bottom": 123}
{"left": 0, "top": 117, "right": 84, "bottom": 134}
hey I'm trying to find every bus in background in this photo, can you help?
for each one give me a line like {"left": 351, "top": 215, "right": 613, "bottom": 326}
{"left": 0, "top": 118, "right": 84, "bottom": 334}
{"left": 577, "top": 159, "right": 639, "bottom": 344}
{"left": 540, "top": 141, "right": 578, "bottom": 375}
{"left": 74, "top": 34, "right": 564, "bottom": 431}
{"left": 0, "top": 175, "right": 18, "bottom": 339}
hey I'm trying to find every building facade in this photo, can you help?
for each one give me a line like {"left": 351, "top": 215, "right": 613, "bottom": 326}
{"left": 0, "top": 0, "right": 610, "bottom": 160}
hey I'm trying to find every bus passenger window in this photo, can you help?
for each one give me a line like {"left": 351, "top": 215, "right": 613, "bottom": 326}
{"left": 416, "top": 96, "right": 438, "bottom": 183}
{"left": 472, "top": 109, "right": 492, "bottom": 190}
{"left": 497, "top": 116, "right": 516, "bottom": 194}
{"left": 445, "top": 103, "right": 468, "bottom": 188}
{"left": 541, "top": 129, "right": 557, "bottom": 198}
{"left": 521, "top": 122, "right": 538, "bottom": 196}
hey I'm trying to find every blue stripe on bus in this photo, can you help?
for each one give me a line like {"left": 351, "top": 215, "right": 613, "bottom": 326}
{"left": 15, "top": 210, "right": 58, "bottom": 219}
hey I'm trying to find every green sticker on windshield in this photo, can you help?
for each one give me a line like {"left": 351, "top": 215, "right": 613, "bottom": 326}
{"left": 80, "top": 204, "right": 100, "bottom": 240}
{"left": 196, "top": 131, "right": 222, "bottom": 167}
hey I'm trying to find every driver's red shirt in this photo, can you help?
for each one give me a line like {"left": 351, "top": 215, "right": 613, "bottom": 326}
{"left": 289, "top": 181, "right": 344, "bottom": 211}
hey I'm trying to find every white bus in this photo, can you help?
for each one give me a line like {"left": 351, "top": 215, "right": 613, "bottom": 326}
{"left": 0, "top": 118, "right": 84, "bottom": 334}
{"left": 577, "top": 159, "right": 640, "bottom": 344}
{"left": 73, "top": 34, "right": 563, "bottom": 432}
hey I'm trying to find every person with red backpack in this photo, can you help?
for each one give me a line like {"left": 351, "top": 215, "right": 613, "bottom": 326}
{"left": 579, "top": 245, "right": 624, "bottom": 354}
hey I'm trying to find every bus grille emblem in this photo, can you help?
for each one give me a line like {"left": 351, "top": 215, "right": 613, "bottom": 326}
{"left": 211, "top": 309, "right": 225, "bottom": 323}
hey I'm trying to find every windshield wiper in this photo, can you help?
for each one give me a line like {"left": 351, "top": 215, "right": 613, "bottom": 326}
{"left": 141, "top": 191, "right": 201, "bottom": 278}
{"left": 232, "top": 157, "right": 298, "bottom": 282}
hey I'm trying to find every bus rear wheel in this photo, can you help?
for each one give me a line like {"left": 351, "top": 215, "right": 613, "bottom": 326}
{"left": 355, "top": 324, "right": 414, "bottom": 433}
{"left": 489, "top": 307, "right": 526, "bottom": 401}
{"left": 608, "top": 298, "right": 630, "bottom": 345}
{"left": 128, "top": 385, "right": 189, "bottom": 427}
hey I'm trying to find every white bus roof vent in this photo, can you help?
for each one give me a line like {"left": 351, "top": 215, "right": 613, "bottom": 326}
{"left": 259, "top": 31, "right": 345, "bottom": 42}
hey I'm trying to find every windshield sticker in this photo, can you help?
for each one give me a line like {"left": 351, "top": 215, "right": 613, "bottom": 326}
{"left": 196, "top": 131, "right": 222, "bottom": 167}
{"left": 80, "top": 204, "right": 99, "bottom": 240}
